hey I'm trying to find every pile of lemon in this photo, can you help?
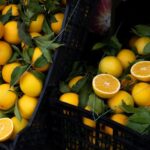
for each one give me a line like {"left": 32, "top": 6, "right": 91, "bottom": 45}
{"left": 0, "top": 0, "right": 65, "bottom": 142}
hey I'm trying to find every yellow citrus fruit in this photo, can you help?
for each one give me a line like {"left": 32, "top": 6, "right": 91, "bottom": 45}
{"left": 11, "top": 116, "right": 28, "bottom": 139}
{"left": 0, "top": 22, "right": 4, "bottom": 39}
{"left": 132, "top": 82, "right": 150, "bottom": 106}
{"left": 51, "top": 13, "right": 64, "bottom": 34}
{"left": 29, "top": 14, "right": 45, "bottom": 33}
{"left": 18, "top": 95, "right": 38, "bottom": 119}
{"left": 134, "top": 37, "right": 150, "bottom": 55}
{"left": 105, "top": 114, "right": 128, "bottom": 135}
{"left": 108, "top": 90, "right": 134, "bottom": 113}
{"left": 59, "top": 92, "right": 79, "bottom": 106}
{"left": 20, "top": 71, "right": 43, "bottom": 97}
{"left": 0, "top": 118, "right": 14, "bottom": 142}
{"left": 2, "top": 4, "right": 19, "bottom": 16}
{"left": 117, "top": 49, "right": 136, "bottom": 69}
{"left": 68, "top": 75, "right": 83, "bottom": 89}
{"left": 129, "top": 36, "right": 138, "bottom": 48}
{"left": 2, "top": 62, "right": 21, "bottom": 83}
{"left": 121, "top": 74, "right": 137, "bottom": 90}
{"left": 99, "top": 56, "right": 123, "bottom": 77}
{"left": 30, "top": 32, "right": 41, "bottom": 38}
{"left": 32, "top": 47, "right": 50, "bottom": 72}
{"left": 131, "top": 61, "right": 150, "bottom": 82}
{"left": 82, "top": 106, "right": 96, "bottom": 128}
{"left": 4, "top": 21, "right": 21, "bottom": 44}
{"left": 0, "top": 41, "right": 12, "bottom": 65}
{"left": 0, "top": 84, "right": 17, "bottom": 110}
{"left": 92, "top": 74, "right": 120, "bottom": 99}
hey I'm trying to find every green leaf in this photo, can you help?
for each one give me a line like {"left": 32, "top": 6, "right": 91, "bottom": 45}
{"left": 22, "top": 48, "right": 34, "bottom": 64}
{"left": 143, "top": 42, "right": 150, "bottom": 54}
{"left": 79, "top": 82, "right": 92, "bottom": 108}
{"left": 8, "top": 52, "right": 20, "bottom": 63}
{"left": 31, "top": 70, "right": 45, "bottom": 82}
{"left": 59, "top": 81, "right": 71, "bottom": 93}
{"left": 12, "top": 45, "right": 23, "bottom": 57}
{"left": 0, "top": 0, "right": 6, "bottom": 5}
{"left": 92, "top": 42, "right": 106, "bottom": 50}
{"left": 42, "top": 18, "right": 53, "bottom": 34}
{"left": 0, "top": 9, "right": 12, "bottom": 24}
{"left": 132, "top": 25, "right": 150, "bottom": 37}
{"left": 87, "top": 93, "right": 106, "bottom": 115}
{"left": 121, "top": 102, "right": 138, "bottom": 113}
{"left": 0, "top": 106, "right": 14, "bottom": 114}
{"left": 18, "top": 22, "right": 33, "bottom": 47}
{"left": 34, "top": 55, "right": 49, "bottom": 68}
{"left": 10, "top": 65, "right": 29, "bottom": 87}
{"left": 0, "top": 112, "right": 7, "bottom": 118}
{"left": 14, "top": 102, "right": 22, "bottom": 121}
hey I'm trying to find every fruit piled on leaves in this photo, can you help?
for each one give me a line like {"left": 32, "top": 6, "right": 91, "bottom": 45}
{"left": 0, "top": 0, "right": 66, "bottom": 142}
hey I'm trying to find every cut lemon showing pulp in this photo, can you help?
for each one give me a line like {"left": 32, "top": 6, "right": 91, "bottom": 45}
{"left": 92, "top": 74, "right": 121, "bottom": 99}
{"left": 0, "top": 118, "right": 14, "bottom": 142}
{"left": 131, "top": 61, "right": 150, "bottom": 81}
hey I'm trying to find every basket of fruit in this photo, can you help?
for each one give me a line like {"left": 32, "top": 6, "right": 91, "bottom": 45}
{"left": 48, "top": 0, "right": 150, "bottom": 150}
{"left": 0, "top": 0, "right": 68, "bottom": 149}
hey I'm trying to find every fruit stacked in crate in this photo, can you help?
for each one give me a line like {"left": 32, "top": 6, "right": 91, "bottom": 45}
{"left": 0, "top": 0, "right": 66, "bottom": 142}
{"left": 56, "top": 24, "right": 150, "bottom": 149}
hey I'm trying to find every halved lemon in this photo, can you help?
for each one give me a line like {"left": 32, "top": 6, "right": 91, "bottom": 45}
{"left": 131, "top": 61, "right": 150, "bottom": 81}
{"left": 92, "top": 74, "right": 121, "bottom": 99}
{"left": 0, "top": 118, "right": 14, "bottom": 142}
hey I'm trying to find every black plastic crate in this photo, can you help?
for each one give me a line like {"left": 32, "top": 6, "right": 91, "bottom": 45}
{"left": 47, "top": 0, "right": 150, "bottom": 150}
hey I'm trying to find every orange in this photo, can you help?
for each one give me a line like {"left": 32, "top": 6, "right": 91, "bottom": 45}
{"left": 51, "top": 13, "right": 64, "bottom": 34}
{"left": 11, "top": 116, "right": 28, "bottom": 139}
{"left": 18, "top": 95, "right": 38, "bottom": 119}
{"left": 0, "top": 22, "right": 4, "bottom": 39}
{"left": 92, "top": 74, "right": 120, "bottom": 99}
{"left": 29, "top": 14, "right": 45, "bottom": 33}
{"left": 68, "top": 75, "right": 83, "bottom": 89}
{"left": 0, "top": 41, "right": 12, "bottom": 65}
{"left": 82, "top": 106, "right": 96, "bottom": 128}
{"left": 2, "top": 62, "right": 21, "bottom": 83}
{"left": 99, "top": 56, "right": 123, "bottom": 77}
{"left": 0, "top": 118, "right": 14, "bottom": 142}
{"left": 4, "top": 21, "right": 21, "bottom": 44}
{"left": 20, "top": 71, "right": 43, "bottom": 97}
{"left": 134, "top": 37, "right": 150, "bottom": 55}
{"left": 117, "top": 49, "right": 136, "bottom": 69}
{"left": 0, "top": 84, "right": 17, "bottom": 110}
{"left": 108, "top": 90, "right": 134, "bottom": 113}
{"left": 59, "top": 92, "right": 79, "bottom": 106}
{"left": 105, "top": 114, "right": 128, "bottom": 135}
{"left": 132, "top": 82, "right": 150, "bottom": 106}
{"left": 2, "top": 4, "right": 19, "bottom": 16}
{"left": 131, "top": 61, "right": 150, "bottom": 82}
{"left": 32, "top": 47, "right": 50, "bottom": 72}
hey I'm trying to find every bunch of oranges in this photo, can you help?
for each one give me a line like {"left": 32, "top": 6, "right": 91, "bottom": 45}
{"left": 0, "top": 0, "right": 66, "bottom": 142}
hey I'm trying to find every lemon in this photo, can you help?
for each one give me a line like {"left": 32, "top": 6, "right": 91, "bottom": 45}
{"left": 18, "top": 95, "right": 38, "bottom": 119}
{"left": 68, "top": 75, "right": 83, "bottom": 89}
{"left": 117, "top": 49, "right": 136, "bottom": 69}
{"left": 4, "top": 21, "right": 21, "bottom": 44}
{"left": 0, "top": 84, "right": 17, "bottom": 110}
{"left": 99, "top": 56, "right": 123, "bottom": 77}
{"left": 2, "top": 62, "right": 21, "bottom": 83}
{"left": 0, "top": 41, "right": 12, "bottom": 65}
{"left": 29, "top": 14, "right": 45, "bottom": 33}
{"left": 108, "top": 90, "right": 134, "bottom": 113}
{"left": 59, "top": 92, "right": 79, "bottom": 106}
{"left": 132, "top": 82, "right": 150, "bottom": 106}
{"left": 0, "top": 118, "right": 14, "bottom": 142}
{"left": 2, "top": 4, "right": 19, "bottom": 16}
{"left": 11, "top": 116, "right": 28, "bottom": 139}
{"left": 20, "top": 72, "right": 43, "bottom": 97}
{"left": 92, "top": 74, "right": 120, "bottom": 99}
{"left": 51, "top": 13, "right": 64, "bottom": 34}
{"left": 134, "top": 37, "right": 150, "bottom": 55}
